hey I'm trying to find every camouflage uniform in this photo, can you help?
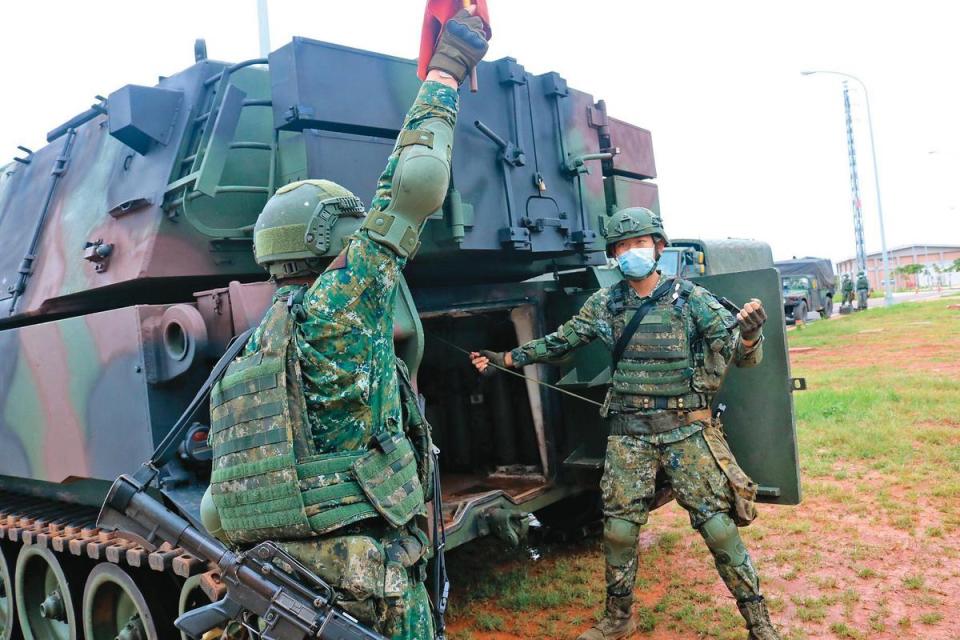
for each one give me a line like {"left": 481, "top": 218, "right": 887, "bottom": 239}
{"left": 244, "top": 233, "right": 405, "bottom": 455}
{"left": 841, "top": 276, "right": 855, "bottom": 308}
{"left": 233, "top": 81, "right": 458, "bottom": 639}
{"left": 277, "top": 524, "right": 434, "bottom": 639}
{"left": 856, "top": 272, "right": 870, "bottom": 310}
{"left": 245, "top": 81, "right": 455, "bottom": 451}
{"left": 511, "top": 273, "right": 773, "bottom": 633}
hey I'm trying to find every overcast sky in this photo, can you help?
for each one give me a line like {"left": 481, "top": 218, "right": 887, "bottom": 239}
{"left": 2, "top": 1, "right": 957, "bottom": 265}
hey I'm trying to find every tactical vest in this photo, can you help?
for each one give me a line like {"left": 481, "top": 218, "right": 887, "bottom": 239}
{"left": 606, "top": 280, "right": 723, "bottom": 414}
{"left": 208, "top": 290, "right": 425, "bottom": 545}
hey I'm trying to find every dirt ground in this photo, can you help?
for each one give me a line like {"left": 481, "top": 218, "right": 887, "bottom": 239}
{"left": 445, "top": 299, "right": 960, "bottom": 639}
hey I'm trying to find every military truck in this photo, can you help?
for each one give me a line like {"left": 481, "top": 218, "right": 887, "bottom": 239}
{"left": 775, "top": 257, "right": 837, "bottom": 322}
{"left": 0, "top": 37, "right": 801, "bottom": 639}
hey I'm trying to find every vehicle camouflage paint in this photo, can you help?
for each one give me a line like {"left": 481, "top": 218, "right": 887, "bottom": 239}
{"left": 660, "top": 238, "right": 775, "bottom": 279}
{"left": 0, "top": 39, "right": 801, "bottom": 639}
{"left": 775, "top": 257, "right": 837, "bottom": 323}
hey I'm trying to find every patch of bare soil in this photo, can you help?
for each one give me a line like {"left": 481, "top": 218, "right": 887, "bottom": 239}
{"left": 449, "top": 482, "right": 960, "bottom": 639}
{"left": 765, "top": 476, "right": 960, "bottom": 639}
{"left": 789, "top": 336, "right": 960, "bottom": 376}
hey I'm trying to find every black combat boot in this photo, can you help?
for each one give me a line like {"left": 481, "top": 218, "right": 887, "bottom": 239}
{"left": 577, "top": 594, "right": 636, "bottom": 640}
{"left": 737, "top": 596, "right": 781, "bottom": 640}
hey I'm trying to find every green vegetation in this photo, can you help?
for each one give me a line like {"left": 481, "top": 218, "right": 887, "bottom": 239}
{"left": 919, "top": 612, "right": 944, "bottom": 625}
{"left": 473, "top": 612, "right": 505, "bottom": 632}
{"left": 635, "top": 606, "right": 656, "bottom": 632}
{"left": 855, "top": 567, "right": 878, "bottom": 579}
{"left": 894, "top": 263, "right": 925, "bottom": 291}
{"left": 445, "top": 542, "right": 604, "bottom": 631}
{"left": 829, "top": 622, "right": 865, "bottom": 639}
{"left": 446, "top": 300, "right": 958, "bottom": 639}
{"left": 793, "top": 595, "right": 830, "bottom": 622}
{"left": 902, "top": 575, "right": 924, "bottom": 590}
{"left": 789, "top": 302, "right": 960, "bottom": 513}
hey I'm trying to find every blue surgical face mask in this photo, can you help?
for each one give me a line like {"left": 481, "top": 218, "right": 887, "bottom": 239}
{"left": 616, "top": 247, "right": 658, "bottom": 280}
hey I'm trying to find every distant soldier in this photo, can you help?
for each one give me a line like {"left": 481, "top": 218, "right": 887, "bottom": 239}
{"left": 199, "top": 10, "right": 489, "bottom": 639}
{"left": 856, "top": 271, "right": 870, "bottom": 310}
{"left": 841, "top": 274, "right": 855, "bottom": 311}
{"left": 471, "top": 209, "right": 781, "bottom": 640}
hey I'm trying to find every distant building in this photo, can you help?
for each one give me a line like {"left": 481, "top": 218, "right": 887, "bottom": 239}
{"left": 836, "top": 244, "right": 960, "bottom": 290}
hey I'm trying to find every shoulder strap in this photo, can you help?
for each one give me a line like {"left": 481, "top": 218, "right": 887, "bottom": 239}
{"left": 610, "top": 278, "right": 677, "bottom": 371}
{"left": 606, "top": 280, "right": 627, "bottom": 315}
{"left": 285, "top": 285, "right": 309, "bottom": 321}
{"left": 672, "top": 279, "right": 695, "bottom": 312}
{"left": 139, "top": 287, "right": 306, "bottom": 483}
{"left": 394, "top": 358, "right": 435, "bottom": 500}
{"left": 395, "top": 359, "right": 425, "bottom": 430}
{"left": 135, "top": 326, "right": 255, "bottom": 484}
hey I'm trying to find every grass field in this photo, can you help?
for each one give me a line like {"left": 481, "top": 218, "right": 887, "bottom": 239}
{"left": 445, "top": 299, "right": 960, "bottom": 639}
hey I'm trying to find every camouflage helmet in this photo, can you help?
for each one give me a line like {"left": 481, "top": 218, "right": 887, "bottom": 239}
{"left": 253, "top": 179, "right": 365, "bottom": 278}
{"left": 604, "top": 207, "right": 669, "bottom": 255}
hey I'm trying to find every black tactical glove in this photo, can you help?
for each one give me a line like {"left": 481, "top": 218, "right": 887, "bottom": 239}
{"left": 470, "top": 350, "right": 508, "bottom": 377}
{"left": 428, "top": 9, "right": 490, "bottom": 85}
{"left": 736, "top": 298, "right": 767, "bottom": 341}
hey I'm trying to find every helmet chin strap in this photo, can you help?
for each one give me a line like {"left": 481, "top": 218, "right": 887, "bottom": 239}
{"left": 270, "top": 259, "right": 321, "bottom": 281}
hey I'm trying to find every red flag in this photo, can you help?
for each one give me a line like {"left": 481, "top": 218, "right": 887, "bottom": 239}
{"left": 417, "top": 0, "right": 492, "bottom": 81}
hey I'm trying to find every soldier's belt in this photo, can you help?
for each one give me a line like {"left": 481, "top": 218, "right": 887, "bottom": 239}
{"left": 609, "top": 408, "right": 713, "bottom": 435}
{"left": 613, "top": 392, "right": 707, "bottom": 412}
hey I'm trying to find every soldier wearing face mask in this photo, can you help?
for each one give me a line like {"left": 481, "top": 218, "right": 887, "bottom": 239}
{"left": 470, "top": 208, "right": 779, "bottom": 640}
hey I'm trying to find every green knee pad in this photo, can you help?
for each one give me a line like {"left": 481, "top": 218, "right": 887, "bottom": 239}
{"left": 698, "top": 513, "right": 747, "bottom": 566}
{"left": 604, "top": 518, "right": 641, "bottom": 566}
{"left": 362, "top": 119, "right": 453, "bottom": 257}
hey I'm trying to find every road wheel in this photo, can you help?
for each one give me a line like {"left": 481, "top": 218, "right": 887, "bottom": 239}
{"left": 794, "top": 301, "right": 807, "bottom": 323}
{"left": 0, "top": 543, "right": 19, "bottom": 640}
{"left": 821, "top": 297, "right": 833, "bottom": 319}
{"left": 14, "top": 545, "right": 82, "bottom": 640}
{"left": 82, "top": 564, "right": 159, "bottom": 640}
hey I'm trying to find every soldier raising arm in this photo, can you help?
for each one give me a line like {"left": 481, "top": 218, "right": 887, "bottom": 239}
{"left": 202, "top": 10, "right": 488, "bottom": 640}
{"left": 471, "top": 208, "right": 780, "bottom": 640}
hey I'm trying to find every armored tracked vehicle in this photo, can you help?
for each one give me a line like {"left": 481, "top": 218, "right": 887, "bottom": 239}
{"left": 0, "top": 38, "right": 801, "bottom": 639}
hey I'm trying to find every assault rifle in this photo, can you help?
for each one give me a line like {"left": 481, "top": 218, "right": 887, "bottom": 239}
{"left": 97, "top": 474, "right": 386, "bottom": 640}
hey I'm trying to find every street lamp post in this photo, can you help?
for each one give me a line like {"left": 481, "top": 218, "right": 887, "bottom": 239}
{"left": 257, "top": 0, "right": 271, "bottom": 58}
{"left": 802, "top": 70, "right": 894, "bottom": 306}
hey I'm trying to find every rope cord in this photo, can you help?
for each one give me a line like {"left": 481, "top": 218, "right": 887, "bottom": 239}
{"left": 428, "top": 334, "right": 604, "bottom": 408}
